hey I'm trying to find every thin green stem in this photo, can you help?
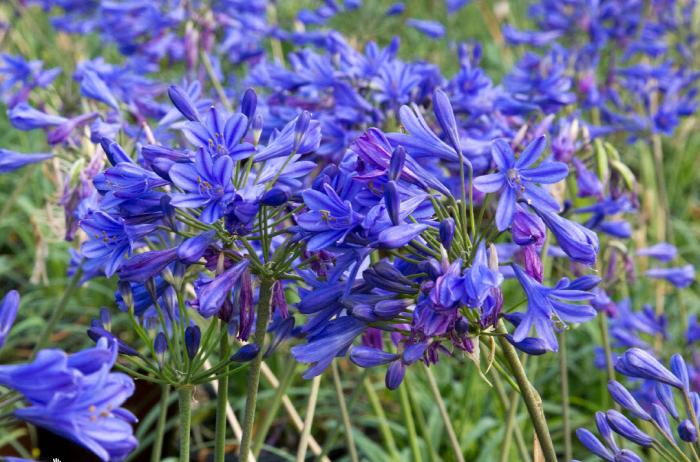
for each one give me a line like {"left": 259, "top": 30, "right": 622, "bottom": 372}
{"left": 598, "top": 314, "right": 617, "bottom": 383}
{"left": 178, "top": 386, "right": 194, "bottom": 462}
{"left": 253, "top": 361, "right": 297, "bottom": 457}
{"left": 423, "top": 364, "right": 464, "bottom": 462}
{"left": 33, "top": 267, "right": 83, "bottom": 354}
{"left": 404, "top": 375, "right": 438, "bottom": 462}
{"left": 239, "top": 277, "right": 273, "bottom": 462}
{"left": 330, "top": 362, "right": 359, "bottom": 462}
{"left": 682, "top": 390, "right": 700, "bottom": 454}
{"left": 296, "top": 375, "right": 322, "bottom": 462}
{"left": 151, "top": 385, "right": 171, "bottom": 462}
{"left": 559, "top": 331, "right": 572, "bottom": 461}
{"left": 398, "top": 379, "right": 423, "bottom": 462}
{"left": 214, "top": 321, "right": 230, "bottom": 462}
{"left": 492, "top": 371, "right": 531, "bottom": 462}
{"left": 361, "top": 377, "right": 400, "bottom": 461}
{"left": 496, "top": 321, "right": 557, "bottom": 462}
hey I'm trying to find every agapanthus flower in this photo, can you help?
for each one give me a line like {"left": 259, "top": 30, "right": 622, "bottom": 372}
{"left": 474, "top": 136, "right": 568, "bottom": 231}
{"left": 169, "top": 148, "right": 236, "bottom": 223}
{"left": 645, "top": 264, "right": 695, "bottom": 288}
{"left": 511, "top": 264, "right": 596, "bottom": 351}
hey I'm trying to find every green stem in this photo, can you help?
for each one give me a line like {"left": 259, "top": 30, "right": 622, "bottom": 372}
{"left": 214, "top": 321, "right": 230, "bottom": 462}
{"left": 398, "top": 379, "right": 423, "bottom": 462}
{"left": 178, "top": 386, "right": 194, "bottom": 462}
{"left": 362, "top": 378, "right": 401, "bottom": 462}
{"left": 682, "top": 390, "right": 700, "bottom": 454}
{"left": 151, "top": 385, "right": 171, "bottom": 462}
{"left": 496, "top": 321, "right": 557, "bottom": 462}
{"left": 559, "top": 331, "right": 572, "bottom": 461}
{"left": 492, "top": 371, "right": 531, "bottom": 462}
{"left": 33, "top": 267, "right": 83, "bottom": 354}
{"left": 331, "top": 362, "right": 359, "bottom": 462}
{"left": 598, "top": 314, "right": 616, "bottom": 383}
{"left": 423, "top": 365, "right": 464, "bottom": 462}
{"left": 405, "top": 375, "right": 438, "bottom": 462}
{"left": 253, "top": 361, "right": 297, "bottom": 456}
{"left": 239, "top": 277, "right": 273, "bottom": 462}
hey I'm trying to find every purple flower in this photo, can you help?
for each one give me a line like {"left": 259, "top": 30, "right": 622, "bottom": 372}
{"left": 182, "top": 106, "right": 253, "bottom": 160}
{"left": 474, "top": 136, "right": 568, "bottom": 231}
{"left": 0, "top": 149, "right": 52, "bottom": 174}
{"left": 511, "top": 206, "right": 546, "bottom": 246}
{"left": 511, "top": 264, "right": 596, "bottom": 351}
{"left": 406, "top": 19, "right": 446, "bottom": 39}
{"left": 373, "top": 223, "right": 429, "bottom": 249}
{"left": 636, "top": 242, "right": 677, "bottom": 262}
{"left": 80, "top": 212, "right": 132, "bottom": 277}
{"left": 297, "top": 184, "right": 363, "bottom": 251}
{"left": 8, "top": 102, "right": 67, "bottom": 130}
{"left": 177, "top": 230, "right": 217, "bottom": 264}
{"left": 78, "top": 69, "right": 120, "bottom": 110}
{"left": 169, "top": 148, "right": 236, "bottom": 224}
{"left": 11, "top": 339, "right": 137, "bottom": 461}
{"left": 0, "top": 290, "right": 20, "bottom": 348}
{"left": 196, "top": 260, "right": 249, "bottom": 318}
{"left": 576, "top": 428, "right": 615, "bottom": 462}
{"left": 645, "top": 265, "right": 695, "bottom": 288}
{"left": 678, "top": 420, "right": 697, "bottom": 442}
{"left": 607, "top": 380, "right": 651, "bottom": 421}
{"left": 117, "top": 248, "right": 178, "bottom": 283}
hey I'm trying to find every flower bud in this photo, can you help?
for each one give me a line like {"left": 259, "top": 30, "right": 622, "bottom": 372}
{"left": 575, "top": 428, "right": 614, "bottom": 461}
{"left": 439, "top": 218, "right": 455, "bottom": 249}
{"left": 678, "top": 419, "right": 697, "bottom": 443}
{"left": 606, "top": 410, "right": 654, "bottom": 447}
{"left": 615, "top": 348, "right": 683, "bottom": 388}
{"left": 433, "top": 88, "right": 461, "bottom": 154}
{"left": 511, "top": 208, "right": 546, "bottom": 246}
{"left": 402, "top": 343, "right": 427, "bottom": 364}
{"left": 374, "top": 299, "right": 412, "bottom": 319}
{"left": 154, "top": 332, "right": 167, "bottom": 367}
{"left": 655, "top": 383, "right": 679, "bottom": 419}
{"left": 651, "top": 404, "right": 674, "bottom": 441}
{"left": 231, "top": 343, "right": 260, "bottom": 362}
{"left": 240, "top": 88, "right": 257, "bottom": 121}
{"left": 385, "top": 360, "right": 406, "bottom": 390}
{"left": 388, "top": 146, "right": 406, "bottom": 180}
{"left": 185, "top": 325, "right": 201, "bottom": 359}
{"left": 168, "top": 85, "right": 200, "bottom": 122}
{"left": 522, "top": 244, "right": 543, "bottom": 282}
{"left": 350, "top": 346, "right": 398, "bottom": 368}
{"left": 373, "top": 223, "right": 428, "bottom": 249}
{"left": 293, "top": 111, "right": 312, "bottom": 152}
{"left": 670, "top": 354, "right": 690, "bottom": 392}
{"left": 608, "top": 380, "right": 651, "bottom": 421}
{"left": 260, "top": 188, "right": 290, "bottom": 206}
{"left": 384, "top": 181, "right": 400, "bottom": 226}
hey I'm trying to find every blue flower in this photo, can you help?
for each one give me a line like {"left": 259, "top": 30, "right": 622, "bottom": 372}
{"left": 182, "top": 106, "right": 254, "bottom": 160}
{"left": 406, "top": 19, "right": 446, "bottom": 39}
{"left": 169, "top": 148, "right": 236, "bottom": 224}
{"left": 474, "top": 136, "right": 568, "bottom": 231}
{"left": 0, "top": 290, "right": 20, "bottom": 348}
{"left": 80, "top": 211, "right": 133, "bottom": 277}
{"left": 645, "top": 265, "right": 695, "bottom": 288}
{"left": 511, "top": 264, "right": 596, "bottom": 351}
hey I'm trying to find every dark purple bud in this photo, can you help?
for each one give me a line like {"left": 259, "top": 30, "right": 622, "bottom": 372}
{"left": 293, "top": 111, "right": 312, "bottom": 152}
{"left": 198, "top": 260, "right": 249, "bottom": 318}
{"left": 614, "top": 348, "right": 683, "bottom": 389}
{"left": 512, "top": 208, "right": 546, "bottom": 246}
{"left": 678, "top": 420, "right": 697, "bottom": 442}
{"left": 418, "top": 259, "right": 442, "bottom": 279}
{"left": 240, "top": 88, "right": 257, "bottom": 121}
{"left": 385, "top": 360, "right": 406, "bottom": 390}
{"left": 388, "top": 146, "right": 406, "bottom": 181}
{"left": 271, "top": 281, "right": 289, "bottom": 318}
{"left": 185, "top": 325, "right": 201, "bottom": 359}
{"left": 350, "top": 346, "right": 399, "bottom": 368}
{"left": 168, "top": 85, "right": 200, "bottom": 122}
{"left": 651, "top": 404, "right": 674, "bottom": 441}
{"left": 177, "top": 230, "right": 217, "bottom": 264}
{"left": 231, "top": 343, "right": 260, "bottom": 362}
{"left": 433, "top": 88, "right": 461, "bottom": 154}
{"left": 655, "top": 383, "right": 679, "bottom": 419}
{"left": 575, "top": 428, "right": 615, "bottom": 461}
{"left": 100, "top": 138, "right": 131, "bottom": 166}
{"left": 374, "top": 223, "right": 428, "bottom": 249}
{"left": 606, "top": 410, "right": 654, "bottom": 447}
{"left": 670, "top": 354, "right": 690, "bottom": 392}
{"left": 439, "top": 218, "right": 455, "bottom": 249}
{"left": 99, "top": 307, "right": 111, "bottom": 331}
{"left": 522, "top": 244, "right": 543, "bottom": 282}
{"left": 402, "top": 343, "right": 427, "bottom": 364}
{"left": 608, "top": 380, "right": 651, "bottom": 421}
{"left": 373, "top": 299, "right": 412, "bottom": 319}
{"left": 260, "top": 188, "right": 290, "bottom": 206}
{"left": 384, "top": 181, "right": 400, "bottom": 226}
